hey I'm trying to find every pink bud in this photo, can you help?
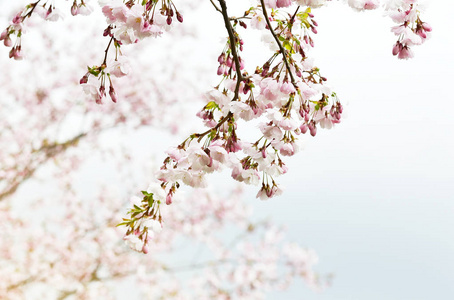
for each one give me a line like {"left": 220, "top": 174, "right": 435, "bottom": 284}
{"left": 12, "top": 14, "right": 21, "bottom": 25}
{"left": 176, "top": 12, "right": 183, "bottom": 23}
{"left": 109, "top": 86, "right": 117, "bottom": 103}
{"left": 0, "top": 30, "right": 7, "bottom": 41}
{"left": 421, "top": 22, "right": 432, "bottom": 32}
{"left": 142, "top": 244, "right": 149, "bottom": 254}
{"left": 300, "top": 123, "right": 308, "bottom": 134}
{"left": 3, "top": 36, "right": 12, "bottom": 47}
{"left": 217, "top": 53, "right": 225, "bottom": 64}
{"left": 312, "top": 20, "right": 318, "bottom": 26}
{"left": 226, "top": 56, "right": 232, "bottom": 68}
{"left": 308, "top": 123, "right": 317, "bottom": 136}
{"left": 11, "top": 46, "right": 23, "bottom": 60}
{"left": 416, "top": 29, "right": 427, "bottom": 39}
{"left": 166, "top": 193, "right": 172, "bottom": 205}
{"left": 80, "top": 73, "right": 89, "bottom": 84}
{"left": 71, "top": 3, "right": 79, "bottom": 16}
{"left": 146, "top": 1, "right": 153, "bottom": 11}
{"left": 392, "top": 42, "right": 401, "bottom": 56}
{"left": 166, "top": 15, "right": 172, "bottom": 25}
{"left": 217, "top": 64, "right": 225, "bottom": 76}
{"left": 99, "top": 85, "right": 106, "bottom": 97}
{"left": 311, "top": 26, "right": 317, "bottom": 34}
{"left": 95, "top": 94, "right": 103, "bottom": 105}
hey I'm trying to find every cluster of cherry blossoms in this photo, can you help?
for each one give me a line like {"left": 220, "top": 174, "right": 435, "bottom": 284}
{"left": 0, "top": 0, "right": 431, "bottom": 254}
{"left": 80, "top": 0, "right": 184, "bottom": 103}
{"left": 120, "top": 0, "right": 346, "bottom": 253}
{"left": 387, "top": 0, "right": 432, "bottom": 59}
{"left": 116, "top": 0, "right": 432, "bottom": 253}
{"left": 1, "top": 7, "right": 326, "bottom": 297}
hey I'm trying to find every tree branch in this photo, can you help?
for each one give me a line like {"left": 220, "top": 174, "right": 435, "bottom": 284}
{"left": 218, "top": 0, "right": 244, "bottom": 100}
{"left": 259, "top": 0, "right": 297, "bottom": 85}
{"left": 0, "top": 133, "right": 87, "bottom": 202}
{"left": 209, "top": 0, "right": 222, "bottom": 13}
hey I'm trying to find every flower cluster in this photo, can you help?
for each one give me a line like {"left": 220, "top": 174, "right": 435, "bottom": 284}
{"left": 100, "top": 0, "right": 182, "bottom": 44}
{"left": 0, "top": 0, "right": 94, "bottom": 60}
{"left": 344, "top": 0, "right": 432, "bottom": 59}
{"left": 388, "top": 0, "right": 432, "bottom": 59}
{"left": 121, "top": 0, "right": 346, "bottom": 251}
{"left": 0, "top": 0, "right": 432, "bottom": 254}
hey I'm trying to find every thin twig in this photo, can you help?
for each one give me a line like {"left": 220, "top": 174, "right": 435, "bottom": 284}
{"left": 102, "top": 36, "right": 114, "bottom": 65}
{"left": 259, "top": 0, "right": 297, "bottom": 85}
{"left": 209, "top": 0, "right": 222, "bottom": 13}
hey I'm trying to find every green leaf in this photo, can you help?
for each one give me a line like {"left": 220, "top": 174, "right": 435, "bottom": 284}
{"left": 283, "top": 41, "right": 292, "bottom": 52}
{"left": 205, "top": 101, "right": 220, "bottom": 110}
{"left": 87, "top": 66, "right": 100, "bottom": 77}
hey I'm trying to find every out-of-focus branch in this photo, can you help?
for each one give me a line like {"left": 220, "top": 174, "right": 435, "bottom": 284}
{"left": 0, "top": 133, "right": 86, "bottom": 202}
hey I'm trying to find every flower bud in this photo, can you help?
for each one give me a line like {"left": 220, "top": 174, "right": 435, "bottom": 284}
{"left": 0, "top": 30, "right": 7, "bottom": 41}
{"left": 217, "top": 53, "right": 225, "bottom": 64}
{"left": 12, "top": 14, "right": 21, "bottom": 25}
{"left": 3, "top": 36, "right": 12, "bottom": 47}
{"left": 226, "top": 56, "right": 233, "bottom": 68}
{"left": 166, "top": 15, "right": 172, "bottom": 25}
{"left": 109, "top": 86, "right": 117, "bottom": 103}
{"left": 421, "top": 22, "right": 432, "bottom": 32}
{"left": 71, "top": 3, "right": 79, "bottom": 16}
{"left": 217, "top": 64, "right": 225, "bottom": 76}
{"left": 416, "top": 29, "right": 427, "bottom": 39}
{"left": 308, "top": 122, "right": 317, "bottom": 136}
{"left": 80, "top": 73, "right": 89, "bottom": 84}
{"left": 166, "top": 193, "right": 172, "bottom": 205}
{"left": 392, "top": 42, "right": 401, "bottom": 56}
{"left": 176, "top": 12, "right": 183, "bottom": 23}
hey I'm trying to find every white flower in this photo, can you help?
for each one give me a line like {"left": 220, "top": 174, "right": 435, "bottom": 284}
{"left": 147, "top": 182, "right": 166, "bottom": 201}
{"left": 108, "top": 57, "right": 130, "bottom": 77}
{"left": 251, "top": 13, "right": 267, "bottom": 30}
{"left": 296, "top": 0, "right": 327, "bottom": 8}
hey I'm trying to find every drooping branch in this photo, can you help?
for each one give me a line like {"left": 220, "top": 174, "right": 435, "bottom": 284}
{"left": 259, "top": 0, "right": 297, "bottom": 85}
{"left": 218, "top": 0, "right": 244, "bottom": 101}
{"left": 0, "top": 133, "right": 86, "bottom": 201}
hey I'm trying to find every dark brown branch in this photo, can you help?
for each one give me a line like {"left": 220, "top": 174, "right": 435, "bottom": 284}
{"left": 218, "top": 0, "right": 244, "bottom": 100}
{"left": 259, "top": 0, "right": 297, "bottom": 85}
{"left": 102, "top": 36, "right": 114, "bottom": 66}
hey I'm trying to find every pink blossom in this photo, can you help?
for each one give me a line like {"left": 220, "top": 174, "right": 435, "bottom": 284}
{"left": 251, "top": 14, "right": 267, "bottom": 30}
{"left": 276, "top": 0, "right": 292, "bottom": 8}
{"left": 397, "top": 46, "right": 414, "bottom": 59}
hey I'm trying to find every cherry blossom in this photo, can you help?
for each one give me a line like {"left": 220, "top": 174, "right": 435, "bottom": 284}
{"left": 0, "top": 0, "right": 431, "bottom": 265}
